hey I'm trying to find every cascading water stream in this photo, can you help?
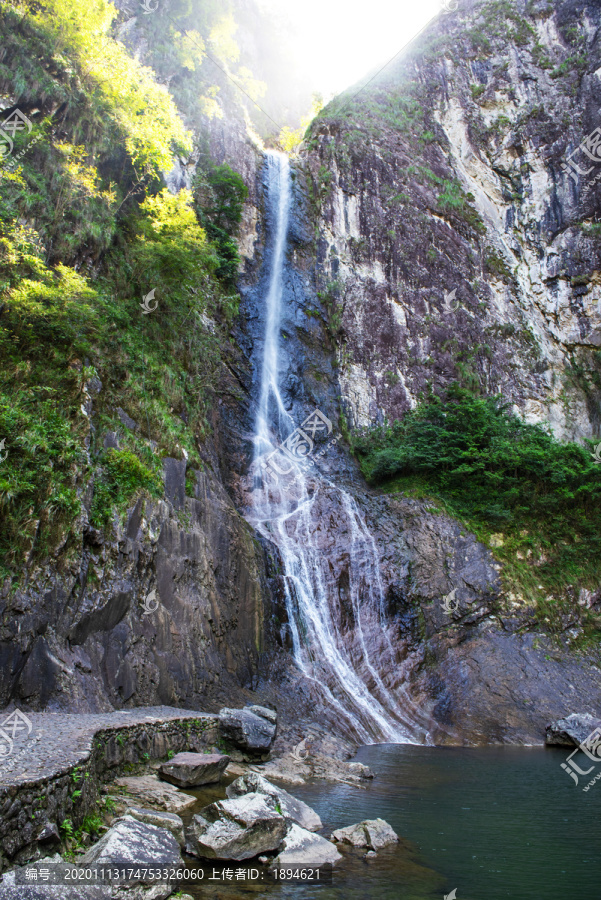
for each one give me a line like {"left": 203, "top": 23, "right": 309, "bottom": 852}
{"left": 248, "top": 151, "right": 430, "bottom": 745}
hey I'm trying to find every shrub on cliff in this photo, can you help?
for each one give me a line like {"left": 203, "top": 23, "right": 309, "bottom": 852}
{"left": 354, "top": 386, "right": 601, "bottom": 628}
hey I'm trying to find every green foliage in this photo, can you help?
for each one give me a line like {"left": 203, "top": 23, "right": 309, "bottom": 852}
{"left": 0, "top": 2, "right": 248, "bottom": 578}
{"left": 90, "top": 450, "right": 162, "bottom": 529}
{"left": 484, "top": 248, "right": 513, "bottom": 282}
{"left": 26, "top": 0, "right": 191, "bottom": 174}
{"left": 354, "top": 386, "right": 601, "bottom": 615}
{"left": 194, "top": 163, "right": 248, "bottom": 286}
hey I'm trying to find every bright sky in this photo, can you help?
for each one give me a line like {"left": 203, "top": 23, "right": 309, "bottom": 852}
{"left": 257, "top": 0, "right": 445, "bottom": 97}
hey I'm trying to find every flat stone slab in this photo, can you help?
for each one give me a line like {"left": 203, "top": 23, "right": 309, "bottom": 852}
{"left": 111, "top": 775, "right": 196, "bottom": 814}
{"left": 0, "top": 706, "right": 217, "bottom": 788}
{"left": 159, "top": 751, "right": 229, "bottom": 787}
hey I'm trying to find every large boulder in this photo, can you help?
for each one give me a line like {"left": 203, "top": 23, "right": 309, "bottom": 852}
{"left": 158, "top": 751, "right": 230, "bottom": 787}
{"left": 80, "top": 815, "right": 184, "bottom": 868}
{"left": 545, "top": 713, "right": 601, "bottom": 746}
{"left": 219, "top": 707, "right": 276, "bottom": 754}
{"left": 331, "top": 818, "right": 398, "bottom": 851}
{"left": 226, "top": 773, "right": 322, "bottom": 832}
{"left": 186, "top": 792, "right": 287, "bottom": 860}
{"left": 272, "top": 824, "right": 342, "bottom": 867}
{"left": 110, "top": 775, "right": 196, "bottom": 814}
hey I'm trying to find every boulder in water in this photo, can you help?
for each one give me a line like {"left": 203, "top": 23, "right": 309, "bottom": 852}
{"left": 186, "top": 792, "right": 287, "bottom": 860}
{"left": 272, "top": 823, "right": 342, "bottom": 867}
{"left": 545, "top": 713, "right": 601, "bottom": 746}
{"left": 331, "top": 818, "right": 398, "bottom": 850}
{"left": 226, "top": 772, "right": 322, "bottom": 831}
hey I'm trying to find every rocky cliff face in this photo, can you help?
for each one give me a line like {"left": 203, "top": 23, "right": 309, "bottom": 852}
{"left": 302, "top": 0, "right": 601, "bottom": 442}
{"left": 3, "top": 0, "right": 599, "bottom": 746}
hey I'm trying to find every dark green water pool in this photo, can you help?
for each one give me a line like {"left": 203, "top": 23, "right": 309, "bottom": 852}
{"left": 185, "top": 743, "right": 601, "bottom": 900}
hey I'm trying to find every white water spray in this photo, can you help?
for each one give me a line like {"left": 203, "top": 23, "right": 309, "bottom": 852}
{"left": 248, "top": 151, "right": 428, "bottom": 744}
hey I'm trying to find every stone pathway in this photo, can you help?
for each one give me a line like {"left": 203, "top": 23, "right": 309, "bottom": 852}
{"left": 0, "top": 707, "right": 217, "bottom": 787}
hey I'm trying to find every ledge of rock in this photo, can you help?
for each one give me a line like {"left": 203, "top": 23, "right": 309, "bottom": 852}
{"left": 159, "top": 752, "right": 230, "bottom": 787}
{"left": 545, "top": 713, "right": 601, "bottom": 746}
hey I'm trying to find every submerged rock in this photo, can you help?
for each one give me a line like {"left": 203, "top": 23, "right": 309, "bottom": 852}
{"left": 219, "top": 707, "right": 277, "bottom": 754}
{"left": 186, "top": 792, "right": 287, "bottom": 860}
{"left": 159, "top": 751, "right": 230, "bottom": 787}
{"left": 272, "top": 823, "right": 342, "bottom": 867}
{"left": 226, "top": 773, "right": 322, "bottom": 831}
{"left": 545, "top": 713, "right": 601, "bottom": 746}
{"left": 331, "top": 818, "right": 398, "bottom": 851}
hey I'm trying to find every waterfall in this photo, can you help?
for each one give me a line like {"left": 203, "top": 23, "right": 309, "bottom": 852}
{"left": 248, "top": 151, "right": 428, "bottom": 744}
